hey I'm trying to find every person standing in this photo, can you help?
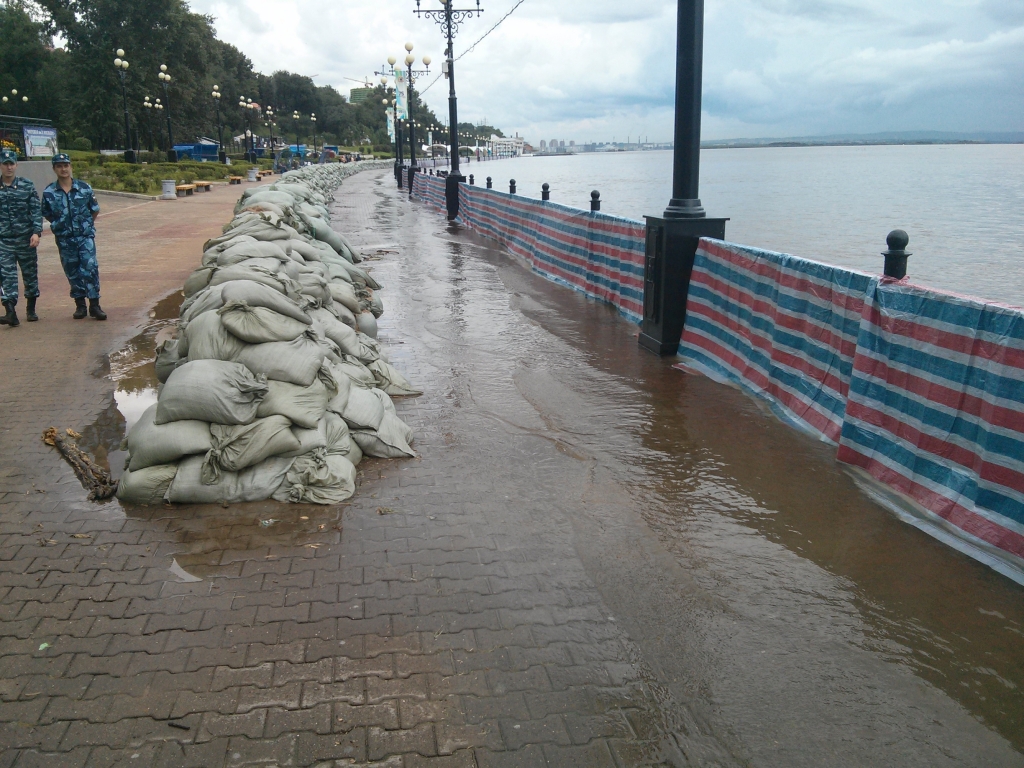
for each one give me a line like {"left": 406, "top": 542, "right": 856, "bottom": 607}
{"left": 40, "top": 153, "right": 105, "bottom": 320}
{"left": 0, "top": 148, "right": 43, "bottom": 327}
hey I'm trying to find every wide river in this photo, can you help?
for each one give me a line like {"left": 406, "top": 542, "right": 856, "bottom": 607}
{"left": 455, "top": 144, "right": 1024, "bottom": 306}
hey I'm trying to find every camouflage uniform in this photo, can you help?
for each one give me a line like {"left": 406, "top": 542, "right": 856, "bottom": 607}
{"left": 0, "top": 176, "right": 42, "bottom": 305}
{"left": 41, "top": 178, "right": 101, "bottom": 300}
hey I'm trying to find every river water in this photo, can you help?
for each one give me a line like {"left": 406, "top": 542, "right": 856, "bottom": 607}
{"left": 462, "top": 144, "right": 1024, "bottom": 307}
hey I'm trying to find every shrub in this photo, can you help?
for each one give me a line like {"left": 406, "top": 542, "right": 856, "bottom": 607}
{"left": 71, "top": 137, "right": 92, "bottom": 151}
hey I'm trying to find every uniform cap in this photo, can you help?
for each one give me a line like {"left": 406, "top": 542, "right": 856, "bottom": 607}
{"left": 0, "top": 149, "right": 18, "bottom": 164}
{"left": 51, "top": 153, "right": 71, "bottom": 165}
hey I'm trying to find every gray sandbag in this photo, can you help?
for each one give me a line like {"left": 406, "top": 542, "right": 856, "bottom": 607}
{"left": 324, "top": 261, "right": 354, "bottom": 284}
{"left": 344, "top": 262, "right": 381, "bottom": 291}
{"left": 256, "top": 377, "right": 332, "bottom": 429}
{"left": 205, "top": 233, "right": 257, "bottom": 255}
{"left": 218, "top": 301, "right": 309, "bottom": 344}
{"left": 117, "top": 464, "right": 178, "bottom": 506}
{"left": 220, "top": 280, "right": 312, "bottom": 325}
{"left": 357, "top": 333, "right": 387, "bottom": 363}
{"left": 155, "top": 360, "right": 268, "bottom": 426}
{"left": 127, "top": 404, "right": 212, "bottom": 471}
{"left": 306, "top": 218, "right": 356, "bottom": 263}
{"left": 321, "top": 411, "right": 362, "bottom": 466}
{"left": 356, "top": 311, "right": 378, "bottom": 339}
{"left": 155, "top": 338, "right": 183, "bottom": 384}
{"left": 297, "top": 272, "right": 333, "bottom": 304}
{"left": 235, "top": 331, "right": 327, "bottom": 387}
{"left": 216, "top": 240, "right": 289, "bottom": 266}
{"left": 368, "top": 359, "right": 422, "bottom": 396}
{"left": 184, "top": 267, "right": 215, "bottom": 297}
{"left": 325, "top": 367, "right": 351, "bottom": 415}
{"left": 329, "top": 280, "right": 360, "bottom": 314}
{"left": 238, "top": 189, "right": 302, "bottom": 210}
{"left": 327, "top": 356, "right": 376, "bottom": 390}
{"left": 201, "top": 415, "right": 300, "bottom": 484}
{"left": 182, "top": 310, "right": 247, "bottom": 363}
{"left": 369, "top": 292, "right": 384, "bottom": 319}
{"left": 285, "top": 239, "right": 324, "bottom": 263}
{"left": 209, "top": 264, "right": 303, "bottom": 302}
{"left": 337, "top": 383, "right": 385, "bottom": 431}
{"left": 325, "top": 300, "right": 358, "bottom": 329}
{"left": 281, "top": 425, "right": 328, "bottom": 458}
{"left": 309, "top": 307, "right": 360, "bottom": 356}
{"left": 180, "top": 284, "right": 226, "bottom": 324}
{"left": 374, "top": 389, "right": 415, "bottom": 444}
{"left": 272, "top": 450, "right": 357, "bottom": 505}
{"left": 352, "top": 413, "right": 416, "bottom": 459}
{"left": 239, "top": 201, "right": 286, "bottom": 218}
{"left": 167, "top": 455, "right": 293, "bottom": 504}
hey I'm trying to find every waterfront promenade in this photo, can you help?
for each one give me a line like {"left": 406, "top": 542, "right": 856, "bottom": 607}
{"left": 0, "top": 169, "right": 1021, "bottom": 767}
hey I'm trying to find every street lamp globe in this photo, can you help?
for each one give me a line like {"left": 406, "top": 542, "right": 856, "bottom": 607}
{"left": 2, "top": 97, "right": 7, "bottom": 104}
{"left": 405, "top": 42, "right": 414, "bottom": 52}
{"left": 160, "top": 64, "right": 167, "bottom": 72}
{"left": 114, "top": 58, "right": 122, "bottom": 67}
{"left": 388, "top": 56, "right": 397, "bottom": 66}
{"left": 21, "top": 96, "right": 27, "bottom": 103}
{"left": 422, "top": 56, "right": 431, "bottom": 67}
{"left": 116, "top": 49, "right": 124, "bottom": 57}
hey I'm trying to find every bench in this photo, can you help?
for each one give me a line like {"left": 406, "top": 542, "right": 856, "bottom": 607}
{"left": 256, "top": 171, "right": 272, "bottom": 180}
{"left": 175, "top": 184, "right": 196, "bottom": 197}
{"left": 229, "top": 176, "right": 243, "bottom": 185}
{"left": 193, "top": 181, "right": 212, "bottom": 192}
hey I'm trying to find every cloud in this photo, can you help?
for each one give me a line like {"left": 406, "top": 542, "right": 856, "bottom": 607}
{"left": 187, "top": 0, "right": 1024, "bottom": 142}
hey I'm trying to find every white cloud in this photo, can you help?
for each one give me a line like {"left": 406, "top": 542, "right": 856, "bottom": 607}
{"left": 189, "top": 0, "right": 1024, "bottom": 142}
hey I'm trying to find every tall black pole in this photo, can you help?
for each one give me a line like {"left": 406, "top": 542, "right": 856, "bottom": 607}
{"left": 162, "top": 81, "right": 175, "bottom": 162}
{"left": 119, "top": 73, "right": 134, "bottom": 163}
{"left": 446, "top": 17, "right": 460, "bottom": 177}
{"left": 664, "top": 0, "right": 705, "bottom": 219}
{"left": 407, "top": 64, "right": 418, "bottom": 169}
{"left": 396, "top": 119, "right": 405, "bottom": 188}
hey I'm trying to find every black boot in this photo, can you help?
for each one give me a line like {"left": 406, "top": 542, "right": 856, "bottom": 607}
{"left": 2, "top": 301, "right": 19, "bottom": 327}
{"left": 73, "top": 297, "right": 87, "bottom": 319}
{"left": 89, "top": 298, "right": 107, "bottom": 321}
{"left": 26, "top": 297, "right": 38, "bottom": 322}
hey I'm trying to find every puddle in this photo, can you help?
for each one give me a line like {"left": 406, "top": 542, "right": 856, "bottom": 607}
{"left": 78, "top": 291, "right": 182, "bottom": 480}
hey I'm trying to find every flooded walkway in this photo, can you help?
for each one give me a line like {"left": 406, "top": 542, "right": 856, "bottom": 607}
{"left": 1, "top": 169, "right": 1021, "bottom": 767}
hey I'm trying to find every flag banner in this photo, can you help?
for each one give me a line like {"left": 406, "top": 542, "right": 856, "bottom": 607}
{"left": 387, "top": 109, "right": 395, "bottom": 142}
{"left": 395, "top": 71, "right": 409, "bottom": 120}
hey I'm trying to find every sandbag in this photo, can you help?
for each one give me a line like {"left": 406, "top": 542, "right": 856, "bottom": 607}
{"left": 127, "top": 405, "right": 212, "bottom": 471}
{"left": 357, "top": 312, "right": 378, "bottom": 339}
{"left": 352, "top": 413, "right": 416, "bottom": 459}
{"left": 220, "top": 280, "right": 311, "bottom": 325}
{"left": 338, "top": 383, "right": 385, "bottom": 431}
{"left": 155, "top": 338, "right": 183, "bottom": 384}
{"left": 281, "top": 425, "right": 329, "bottom": 458}
{"left": 256, "top": 377, "right": 331, "bottom": 429}
{"left": 216, "top": 240, "right": 289, "bottom": 266}
{"left": 327, "top": 356, "right": 376, "bottom": 390}
{"left": 297, "top": 271, "right": 333, "bottom": 304}
{"left": 321, "top": 412, "right": 361, "bottom": 465}
{"left": 209, "top": 264, "right": 299, "bottom": 299}
{"left": 184, "top": 267, "right": 214, "bottom": 297}
{"left": 346, "top": 263, "right": 382, "bottom": 291}
{"left": 167, "top": 455, "right": 293, "bottom": 504}
{"left": 285, "top": 239, "right": 324, "bottom": 263}
{"left": 156, "top": 360, "right": 268, "bottom": 426}
{"left": 202, "top": 415, "right": 300, "bottom": 484}
{"left": 235, "top": 332, "right": 327, "bottom": 387}
{"left": 324, "top": 261, "right": 354, "bottom": 284}
{"left": 368, "top": 359, "right": 421, "bottom": 396}
{"left": 218, "top": 301, "right": 309, "bottom": 344}
{"left": 326, "top": 300, "right": 358, "bottom": 329}
{"left": 329, "top": 280, "right": 360, "bottom": 314}
{"left": 205, "top": 234, "right": 257, "bottom": 255}
{"left": 369, "top": 292, "right": 384, "bottom": 319}
{"left": 272, "top": 451, "right": 357, "bottom": 505}
{"left": 117, "top": 464, "right": 178, "bottom": 506}
{"left": 182, "top": 310, "right": 247, "bottom": 363}
{"left": 180, "top": 284, "right": 226, "bottom": 324}
{"left": 310, "top": 308, "right": 361, "bottom": 356}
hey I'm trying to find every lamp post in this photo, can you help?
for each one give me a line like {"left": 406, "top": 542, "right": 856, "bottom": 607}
{"left": 113, "top": 51, "right": 134, "bottom": 163}
{"left": 212, "top": 85, "right": 226, "bottom": 163}
{"left": 414, "top": 0, "right": 482, "bottom": 218}
{"left": 142, "top": 95, "right": 154, "bottom": 152}
{"left": 157, "top": 65, "right": 175, "bottom": 162}
{"left": 310, "top": 113, "right": 318, "bottom": 158}
{"left": 401, "top": 43, "right": 432, "bottom": 191}
{"left": 265, "top": 106, "right": 276, "bottom": 166}
{"left": 375, "top": 58, "right": 405, "bottom": 187}
{"left": 638, "top": 0, "right": 728, "bottom": 355}
{"left": 291, "top": 110, "right": 302, "bottom": 161}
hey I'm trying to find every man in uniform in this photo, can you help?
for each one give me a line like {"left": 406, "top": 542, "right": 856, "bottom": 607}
{"left": 41, "top": 153, "right": 105, "bottom": 320}
{"left": 0, "top": 148, "right": 43, "bottom": 327}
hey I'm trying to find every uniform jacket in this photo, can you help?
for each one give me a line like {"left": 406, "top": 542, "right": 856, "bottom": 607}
{"left": 0, "top": 177, "right": 43, "bottom": 240}
{"left": 41, "top": 179, "right": 100, "bottom": 239}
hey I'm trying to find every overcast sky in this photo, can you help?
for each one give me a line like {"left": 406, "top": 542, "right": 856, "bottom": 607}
{"left": 189, "top": 0, "right": 1023, "bottom": 143}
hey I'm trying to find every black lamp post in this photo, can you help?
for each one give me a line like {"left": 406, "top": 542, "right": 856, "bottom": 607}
{"left": 414, "top": 0, "right": 483, "bottom": 219}
{"left": 158, "top": 65, "right": 175, "bottom": 162}
{"left": 638, "top": 0, "right": 728, "bottom": 355}
{"left": 212, "top": 86, "right": 226, "bottom": 163}
{"left": 402, "top": 43, "right": 431, "bottom": 193}
{"left": 311, "top": 113, "right": 318, "bottom": 158}
{"left": 375, "top": 58, "right": 405, "bottom": 187}
{"left": 113, "top": 50, "right": 135, "bottom": 163}
{"left": 265, "top": 106, "right": 277, "bottom": 168}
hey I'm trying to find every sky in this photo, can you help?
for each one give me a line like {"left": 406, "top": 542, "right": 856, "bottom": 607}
{"left": 188, "top": 0, "right": 1024, "bottom": 144}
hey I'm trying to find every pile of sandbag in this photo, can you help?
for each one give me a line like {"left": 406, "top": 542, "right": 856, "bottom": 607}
{"left": 118, "top": 163, "right": 420, "bottom": 507}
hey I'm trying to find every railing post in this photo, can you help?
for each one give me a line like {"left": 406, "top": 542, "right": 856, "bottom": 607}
{"left": 590, "top": 190, "right": 601, "bottom": 212}
{"left": 486, "top": 176, "right": 492, "bottom": 189}
{"left": 542, "top": 183, "right": 550, "bottom": 201}
{"left": 882, "top": 230, "right": 911, "bottom": 279}
{"left": 469, "top": 174, "right": 474, "bottom": 185}
{"left": 510, "top": 179, "right": 516, "bottom": 195}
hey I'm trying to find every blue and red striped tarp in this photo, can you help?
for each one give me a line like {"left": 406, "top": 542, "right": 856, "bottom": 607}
{"left": 411, "top": 172, "right": 447, "bottom": 212}
{"left": 456, "top": 184, "right": 646, "bottom": 323}
{"left": 680, "top": 239, "right": 1024, "bottom": 579}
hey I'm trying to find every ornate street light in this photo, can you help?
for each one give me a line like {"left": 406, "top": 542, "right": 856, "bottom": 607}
{"left": 400, "top": 43, "right": 431, "bottom": 191}
{"left": 414, "top": 0, "right": 482, "bottom": 218}
{"left": 310, "top": 113, "right": 318, "bottom": 158}
{"left": 158, "top": 65, "right": 175, "bottom": 162}
{"left": 375, "top": 57, "right": 406, "bottom": 187}
{"left": 211, "top": 85, "right": 226, "bottom": 163}
{"left": 113, "top": 50, "right": 135, "bottom": 163}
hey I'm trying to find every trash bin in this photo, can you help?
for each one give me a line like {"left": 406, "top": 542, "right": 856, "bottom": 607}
{"left": 247, "top": 168, "right": 258, "bottom": 182}
{"left": 161, "top": 180, "right": 177, "bottom": 201}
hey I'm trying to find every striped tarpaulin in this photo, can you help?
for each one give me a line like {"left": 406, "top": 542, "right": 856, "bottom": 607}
{"left": 838, "top": 281, "right": 1024, "bottom": 569}
{"left": 680, "top": 238, "right": 1024, "bottom": 578}
{"left": 410, "top": 172, "right": 447, "bottom": 211}
{"left": 456, "top": 184, "right": 645, "bottom": 324}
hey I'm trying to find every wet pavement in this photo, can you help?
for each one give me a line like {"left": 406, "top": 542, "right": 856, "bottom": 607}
{"left": 1, "top": 169, "right": 1022, "bottom": 767}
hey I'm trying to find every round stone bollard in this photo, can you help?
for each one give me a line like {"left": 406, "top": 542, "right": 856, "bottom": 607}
{"left": 542, "top": 183, "right": 550, "bottom": 201}
{"left": 160, "top": 179, "right": 177, "bottom": 201}
{"left": 486, "top": 177, "right": 493, "bottom": 189}
{"left": 510, "top": 179, "right": 517, "bottom": 195}
{"left": 882, "top": 230, "right": 912, "bottom": 279}
{"left": 590, "top": 190, "right": 601, "bottom": 212}
{"left": 247, "top": 167, "right": 258, "bottom": 182}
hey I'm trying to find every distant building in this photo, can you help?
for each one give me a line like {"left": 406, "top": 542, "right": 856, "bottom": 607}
{"left": 539, "top": 140, "right": 547, "bottom": 150}
{"left": 559, "top": 140, "right": 565, "bottom": 148}
{"left": 569, "top": 140, "right": 575, "bottom": 147}
{"left": 349, "top": 87, "right": 373, "bottom": 104}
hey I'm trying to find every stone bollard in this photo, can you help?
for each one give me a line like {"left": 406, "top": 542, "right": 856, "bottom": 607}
{"left": 160, "top": 180, "right": 177, "bottom": 201}
{"left": 510, "top": 179, "right": 516, "bottom": 195}
{"left": 247, "top": 167, "right": 258, "bottom": 182}
{"left": 486, "top": 177, "right": 492, "bottom": 189}
{"left": 591, "top": 190, "right": 601, "bottom": 212}
{"left": 469, "top": 175, "right": 475, "bottom": 185}
{"left": 542, "top": 183, "right": 550, "bottom": 201}
{"left": 882, "top": 230, "right": 911, "bottom": 279}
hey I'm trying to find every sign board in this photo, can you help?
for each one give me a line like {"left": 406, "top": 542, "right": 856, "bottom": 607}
{"left": 394, "top": 71, "right": 409, "bottom": 121}
{"left": 386, "top": 108, "right": 395, "bottom": 142}
{"left": 23, "top": 126, "right": 58, "bottom": 158}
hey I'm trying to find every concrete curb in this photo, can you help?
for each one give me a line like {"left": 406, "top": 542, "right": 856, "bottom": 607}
{"left": 93, "top": 189, "right": 160, "bottom": 201}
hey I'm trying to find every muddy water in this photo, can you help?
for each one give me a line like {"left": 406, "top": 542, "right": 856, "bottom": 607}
{"left": 346, "top": 171, "right": 1024, "bottom": 763}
